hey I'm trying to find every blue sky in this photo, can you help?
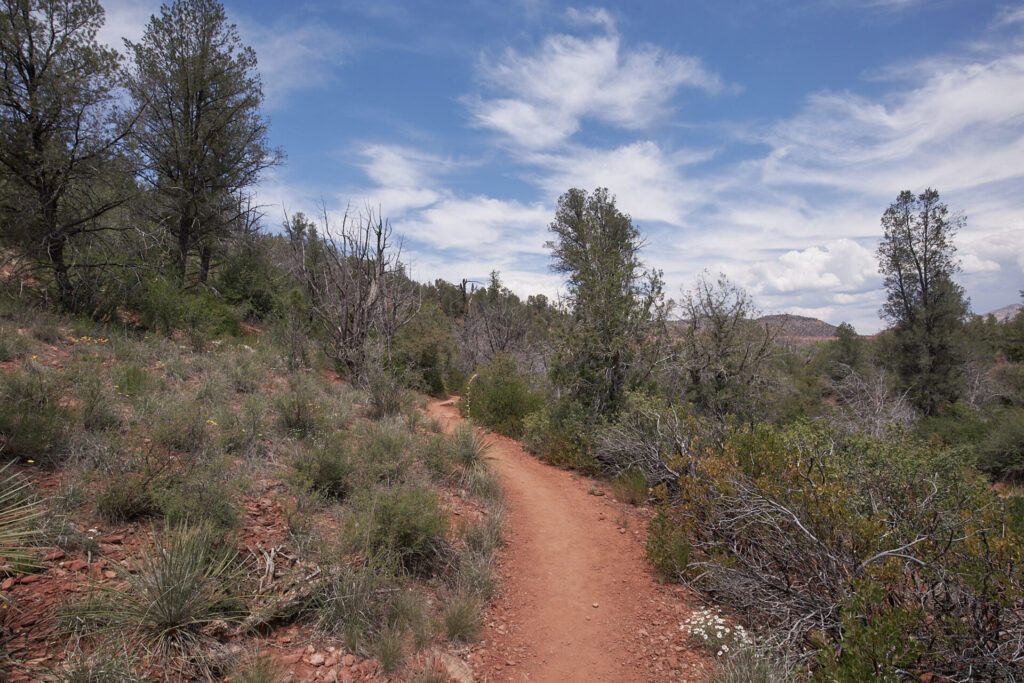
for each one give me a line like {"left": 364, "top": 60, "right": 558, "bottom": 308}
{"left": 101, "top": 0, "right": 1024, "bottom": 332}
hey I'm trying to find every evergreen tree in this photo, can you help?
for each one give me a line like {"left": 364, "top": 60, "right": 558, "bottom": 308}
{"left": 877, "top": 188, "right": 968, "bottom": 415}
{"left": 547, "top": 187, "right": 667, "bottom": 419}
{"left": 125, "top": 0, "right": 279, "bottom": 284}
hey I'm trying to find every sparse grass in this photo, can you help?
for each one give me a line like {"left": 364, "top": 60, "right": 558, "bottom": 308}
{"left": 374, "top": 625, "right": 406, "bottom": 674}
{"left": 461, "top": 513, "right": 503, "bottom": 559}
{"left": 54, "top": 653, "right": 145, "bottom": 682}
{"left": 73, "top": 366, "right": 121, "bottom": 433}
{"left": 442, "top": 591, "right": 483, "bottom": 644}
{"left": 313, "top": 561, "right": 397, "bottom": 653}
{"left": 0, "top": 323, "right": 30, "bottom": 361}
{"left": 0, "top": 362, "right": 72, "bottom": 464}
{"left": 610, "top": 468, "right": 648, "bottom": 506}
{"left": 151, "top": 398, "right": 208, "bottom": 453}
{"left": 355, "top": 417, "right": 412, "bottom": 486}
{"left": 710, "top": 646, "right": 797, "bottom": 683}
{"left": 217, "top": 395, "right": 268, "bottom": 458}
{"left": 112, "top": 362, "right": 152, "bottom": 398}
{"left": 231, "top": 653, "right": 286, "bottom": 683}
{"left": 462, "top": 464, "right": 502, "bottom": 506}
{"left": 64, "top": 521, "right": 245, "bottom": 677}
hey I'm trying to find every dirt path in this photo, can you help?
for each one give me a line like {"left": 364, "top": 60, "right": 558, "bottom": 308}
{"left": 426, "top": 399, "right": 713, "bottom": 683}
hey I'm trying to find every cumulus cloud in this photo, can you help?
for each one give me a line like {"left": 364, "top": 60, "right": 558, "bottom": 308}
{"left": 738, "top": 239, "right": 879, "bottom": 297}
{"left": 469, "top": 14, "right": 725, "bottom": 149}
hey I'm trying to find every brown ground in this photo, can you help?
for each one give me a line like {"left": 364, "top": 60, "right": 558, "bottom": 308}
{"left": 426, "top": 399, "right": 714, "bottom": 683}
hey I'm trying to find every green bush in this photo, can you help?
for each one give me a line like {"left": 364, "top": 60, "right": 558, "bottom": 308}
{"left": 975, "top": 407, "right": 1024, "bottom": 479}
{"left": 452, "top": 422, "right": 489, "bottom": 469}
{"left": 113, "top": 362, "right": 152, "bottom": 398}
{"left": 645, "top": 509, "right": 690, "bottom": 581}
{"left": 0, "top": 363, "right": 72, "bottom": 464}
{"left": 97, "top": 473, "right": 160, "bottom": 523}
{"left": 291, "top": 434, "right": 356, "bottom": 500}
{"left": 345, "top": 487, "right": 448, "bottom": 574}
{"left": 354, "top": 418, "right": 411, "bottom": 486}
{"left": 311, "top": 561, "right": 398, "bottom": 653}
{"left": 441, "top": 591, "right": 483, "bottom": 644}
{"left": 465, "top": 354, "right": 542, "bottom": 438}
{"left": 363, "top": 369, "right": 406, "bottom": 420}
{"left": 158, "top": 450, "right": 241, "bottom": 532}
{"left": 137, "top": 277, "right": 241, "bottom": 341}
{"left": 151, "top": 399, "right": 208, "bottom": 453}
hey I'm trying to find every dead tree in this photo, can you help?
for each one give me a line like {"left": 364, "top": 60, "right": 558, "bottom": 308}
{"left": 299, "top": 206, "right": 418, "bottom": 377}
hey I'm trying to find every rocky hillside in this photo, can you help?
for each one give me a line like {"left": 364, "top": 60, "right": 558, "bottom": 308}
{"left": 756, "top": 314, "right": 838, "bottom": 340}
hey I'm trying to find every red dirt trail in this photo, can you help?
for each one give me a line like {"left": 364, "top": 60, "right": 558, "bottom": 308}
{"left": 425, "top": 399, "right": 712, "bottom": 683}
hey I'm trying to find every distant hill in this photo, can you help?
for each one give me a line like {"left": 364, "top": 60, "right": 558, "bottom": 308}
{"left": 986, "top": 303, "right": 1022, "bottom": 322}
{"left": 667, "top": 314, "right": 839, "bottom": 342}
{"left": 756, "top": 314, "right": 838, "bottom": 340}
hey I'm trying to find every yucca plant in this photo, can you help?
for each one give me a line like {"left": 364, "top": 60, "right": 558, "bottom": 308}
{"left": 0, "top": 459, "right": 42, "bottom": 601}
{"left": 65, "top": 521, "right": 246, "bottom": 677}
{"left": 452, "top": 423, "right": 490, "bottom": 469}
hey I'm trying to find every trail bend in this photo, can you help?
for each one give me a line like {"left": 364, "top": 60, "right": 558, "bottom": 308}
{"left": 426, "top": 398, "right": 710, "bottom": 682}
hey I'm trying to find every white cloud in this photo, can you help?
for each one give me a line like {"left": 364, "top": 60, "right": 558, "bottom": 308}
{"left": 470, "top": 18, "right": 725, "bottom": 149}
{"left": 997, "top": 3, "right": 1024, "bottom": 25}
{"left": 395, "top": 196, "right": 551, "bottom": 252}
{"left": 97, "top": 0, "right": 158, "bottom": 49}
{"left": 527, "top": 141, "right": 714, "bottom": 225}
{"left": 738, "top": 239, "right": 879, "bottom": 297}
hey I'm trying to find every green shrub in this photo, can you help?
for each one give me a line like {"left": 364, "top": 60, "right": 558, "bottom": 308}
{"left": 291, "top": 434, "right": 356, "bottom": 500}
{"left": 158, "top": 450, "right": 241, "bottom": 532}
{"left": 97, "top": 473, "right": 161, "bottom": 523}
{"left": 274, "top": 375, "right": 323, "bottom": 439}
{"left": 54, "top": 654, "right": 145, "bottom": 683}
{"left": 461, "top": 465, "right": 502, "bottom": 506}
{"left": 75, "top": 372, "right": 121, "bottom": 433}
{"left": 363, "top": 369, "right": 406, "bottom": 420}
{"left": 0, "top": 463, "right": 41, "bottom": 597}
{"left": 416, "top": 434, "right": 455, "bottom": 482}
{"left": 345, "top": 487, "right": 448, "bottom": 574}
{"left": 374, "top": 625, "right": 406, "bottom": 673}
{"left": 137, "top": 277, "right": 241, "bottom": 340}
{"left": 217, "top": 396, "right": 267, "bottom": 458}
{"left": 465, "top": 354, "right": 542, "bottom": 438}
{"left": 645, "top": 509, "right": 690, "bottom": 582}
{"left": 461, "top": 514, "right": 503, "bottom": 559}
{"left": 976, "top": 408, "right": 1024, "bottom": 479}
{"left": 354, "top": 418, "right": 411, "bottom": 486}
{"left": 711, "top": 646, "right": 796, "bottom": 683}
{"left": 0, "top": 363, "right": 72, "bottom": 464}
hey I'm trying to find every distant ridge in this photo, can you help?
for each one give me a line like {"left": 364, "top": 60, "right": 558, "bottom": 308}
{"left": 986, "top": 303, "right": 1022, "bottom": 322}
{"left": 756, "top": 314, "right": 838, "bottom": 340}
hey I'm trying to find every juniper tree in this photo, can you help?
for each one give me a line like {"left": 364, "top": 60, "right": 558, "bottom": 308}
{"left": 547, "top": 187, "right": 667, "bottom": 420}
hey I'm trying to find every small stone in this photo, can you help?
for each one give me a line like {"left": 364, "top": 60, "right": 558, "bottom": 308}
{"left": 506, "top": 660, "right": 516, "bottom": 667}
{"left": 19, "top": 574, "right": 40, "bottom": 584}
{"left": 342, "top": 654, "right": 355, "bottom": 667}
{"left": 1, "top": 577, "right": 15, "bottom": 591}
{"left": 103, "top": 570, "right": 117, "bottom": 579}
{"left": 43, "top": 549, "right": 65, "bottom": 562}
{"left": 68, "top": 560, "right": 88, "bottom": 572}
{"left": 309, "top": 653, "right": 325, "bottom": 666}
{"left": 592, "top": 603, "right": 599, "bottom": 608}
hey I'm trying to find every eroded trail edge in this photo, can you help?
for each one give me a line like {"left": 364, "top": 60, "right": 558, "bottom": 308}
{"left": 426, "top": 399, "right": 712, "bottom": 682}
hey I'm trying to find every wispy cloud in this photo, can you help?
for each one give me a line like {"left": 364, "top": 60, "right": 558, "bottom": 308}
{"left": 468, "top": 11, "right": 726, "bottom": 149}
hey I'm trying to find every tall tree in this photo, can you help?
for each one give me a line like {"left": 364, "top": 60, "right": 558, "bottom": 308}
{"left": 124, "top": 0, "right": 279, "bottom": 284}
{"left": 877, "top": 188, "right": 968, "bottom": 415}
{"left": 0, "top": 0, "right": 130, "bottom": 310}
{"left": 547, "top": 187, "right": 667, "bottom": 418}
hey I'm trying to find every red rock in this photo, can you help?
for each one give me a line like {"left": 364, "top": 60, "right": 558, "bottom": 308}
{"left": 308, "top": 653, "right": 325, "bottom": 666}
{"left": 102, "top": 570, "right": 117, "bottom": 579}
{"left": 1, "top": 577, "right": 15, "bottom": 591}
{"left": 43, "top": 549, "right": 65, "bottom": 562}
{"left": 100, "top": 534, "right": 124, "bottom": 544}
{"left": 68, "top": 560, "right": 88, "bottom": 572}
{"left": 342, "top": 654, "right": 355, "bottom": 667}
{"left": 324, "top": 652, "right": 339, "bottom": 667}
{"left": 19, "top": 574, "right": 40, "bottom": 584}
